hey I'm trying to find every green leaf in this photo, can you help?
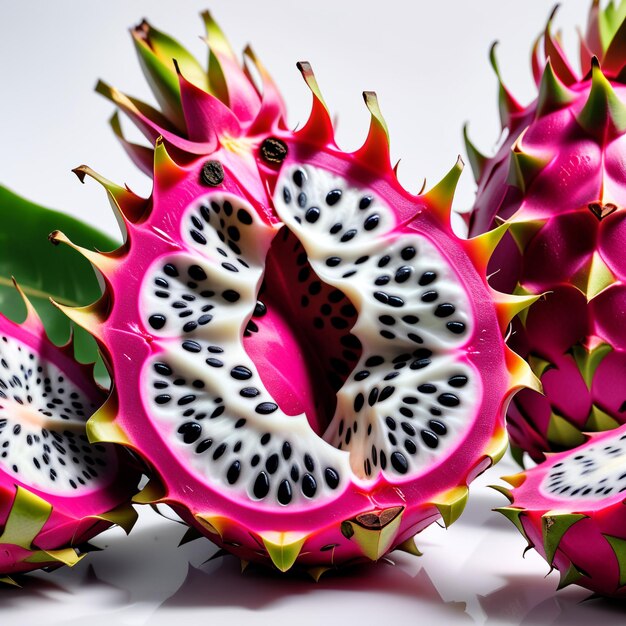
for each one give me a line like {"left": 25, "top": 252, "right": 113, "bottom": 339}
{"left": 0, "top": 185, "right": 118, "bottom": 368}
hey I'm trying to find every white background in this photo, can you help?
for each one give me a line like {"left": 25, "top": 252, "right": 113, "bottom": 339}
{"left": 2, "top": 1, "right": 625, "bottom": 624}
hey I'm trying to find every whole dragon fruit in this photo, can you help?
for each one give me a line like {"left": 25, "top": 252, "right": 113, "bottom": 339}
{"left": 466, "top": 1, "right": 626, "bottom": 463}
{"left": 495, "top": 422, "right": 626, "bottom": 597}
{"left": 56, "top": 13, "right": 535, "bottom": 575}
{"left": 0, "top": 284, "right": 138, "bottom": 585}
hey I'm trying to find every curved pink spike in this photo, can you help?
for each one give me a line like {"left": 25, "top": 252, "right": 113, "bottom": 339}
{"left": 544, "top": 8, "right": 579, "bottom": 85}
{"left": 175, "top": 61, "right": 240, "bottom": 144}
{"left": 203, "top": 12, "right": 261, "bottom": 124}
{"left": 11, "top": 279, "right": 45, "bottom": 336}
{"left": 244, "top": 46, "right": 288, "bottom": 136}
{"left": 110, "top": 112, "right": 155, "bottom": 176}
{"left": 295, "top": 62, "right": 335, "bottom": 147}
{"left": 584, "top": 0, "right": 603, "bottom": 61}
{"left": 352, "top": 91, "right": 392, "bottom": 174}
{"left": 531, "top": 35, "right": 544, "bottom": 86}
{"left": 579, "top": 28, "right": 595, "bottom": 78}
{"left": 601, "top": 18, "right": 626, "bottom": 77}
{"left": 96, "top": 81, "right": 216, "bottom": 155}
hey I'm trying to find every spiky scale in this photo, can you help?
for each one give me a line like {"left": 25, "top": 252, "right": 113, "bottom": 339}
{"left": 431, "top": 486, "right": 469, "bottom": 528}
{"left": 260, "top": 531, "right": 307, "bottom": 572}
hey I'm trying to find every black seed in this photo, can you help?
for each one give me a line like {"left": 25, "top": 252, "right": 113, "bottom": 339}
{"left": 340, "top": 229, "right": 357, "bottom": 242}
{"left": 364, "top": 214, "right": 380, "bottom": 231}
{"left": 305, "top": 207, "right": 321, "bottom": 223}
{"left": 421, "top": 430, "right": 439, "bottom": 448}
{"left": 183, "top": 321, "right": 198, "bottom": 333}
{"left": 354, "top": 393, "right": 365, "bottom": 412}
{"left": 359, "top": 196, "right": 373, "bottom": 210}
{"left": 379, "top": 386, "right": 395, "bottom": 402}
{"left": 227, "top": 461, "right": 241, "bottom": 484}
{"left": 378, "top": 255, "right": 391, "bottom": 267}
{"left": 260, "top": 433, "right": 272, "bottom": 446}
{"left": 277, "top": 480, "right": 293, "bottom": 505}
{"left": 402, "top": 422, "right": 416, "bottom": 436}
{"left": 324, "top": 467, "right": 340, "bottom": 489}
{"left": 395, "top": 266, "right": 412, "bottom": 283}
{"left": 282, "top": 442, "right": 292, "bottom": 460}
{"left": 429, "top": 420, "right": 447, "bottom": 435}
{"left": 297, "top": 192, "right": 307, "bottom": 208}
{"left": 251, "top": 454, "right": 260, "bottom": 467}
{"left": 330, "top": 223, "right": 342, "bottom": 234}
{"left": 213, "top": 443, "right": 227, "bottom": 460}
{"left": 200, "top": 160, "right": 224, "bottom": 186}
{"left": 283, "top": 187, "right": 292, "bottom": 204}
{"left": 380, "top": 329, "right": 394, "bottom": 339}
{"left": 223, "top": 201, "right": 233, "bottom": 216}
{"left": 368, "top": 388, "right": 379, "bottom": 406}
{"left": 222, "top": 290, "right": 240, "bottom": 302}
{"left": 304, "top": 454, "right": 315, "bottom": 472}
{"left": 211, "top": 405, "right": 226, "bottom": 419}
{"left": 447, "top": 322, "right": 466, "bottom": 334}
{"left": 430, "top": 407, "right": 442, "bottom": 416}
{"left": 231, "top": 366, "right": 252, "bottom": 380}
{"left": 149, "top": 314, "right": 166, "bottom": 330}
{"left": 399, "top": 407, "right": 414, "bottom": 418}
{"left": 386, "top": 416, "right": 397, "bottom": 430}
{"left": 302, "top": 474, "right": 317, "bottom": 498}
{"left": 155, "top": 290, "right": 169, "bottom": 298}
{"left": 326, "top": 189, "right": 342, "bottom": 205}
{"left": 155, "top": 277, "right": 169, "bottom": 288}
{"left": 403, "top": 315, "right": 419, "bottom": 324}
{"left": 238, "top": 208, "right": 253, "bottom": 225}
{"left": 182, "top": 340, "right": 202, "bottom": 353}
{"left": 253, "top": 472, "right": 270, "bottom": 498}
{"left": 410, "top": 358, "right": 431, "bottom": 370}
{"left": 342, "top": 270, "right": 356, "bottom": 278}
{"left": 178, "top": 422, "right": 202, "bottom": 444}
{"left": 266, "top": 454, "right": 279, "bottom": 474}
{"left": 447, "top": 375, "right": 468, "bottom": 390}
{"left": 261, "top": 137, "right": 288, "bottom": 164}
{"left": 405, "top": 439, "right": 417, "bottom": 454}
{"left": 390, "top": 451, "right": 408, "bottom": 474}
{"left": 345, "top": 427, "right": 352, "bottom": 445}
{"left": 374, "top": 291, "right": 389, "bottom": 304}
{"left": 178, "top": 395, "right": 196, "bottom": 406}
{"left": 222, "top": 262, "right": 239, "bottom": 273}
{"left": 256, "top": 402, "right": 278, "bottom": 415}
{"left": 380, "top": 451, "right": 387, "bottom": 470}
{"left": 354, "top": 370, "right": 370, "bottom": 381}
{"left": 198, "top": 314, "right": 213, "bottom": 325}
{"left": 418, "top": 271, "right": 436, "bottom": 286}
{"left": 240, "top": 387, "right": 260, "bottom": 398}
{"left": 207, "top": 345, "right": 223, "bottom": 353}
{"left": 326, "top": 257, "right": 342, "bottom": 267}
{"left": 291, "top": 465, "right": 300, "bottom": 482}
{"left": 188, "top": 265, "right": 207, "bottom": 281}
{"left": 438, "top": 393, "right": 460, "bottom": 407}
{"left": 190, "top": 230, "right": 207, "bottom": 245}
{"left": 155, "top": 394, "right": 171, "bottom": 405}
{"left": 435, "top": 303, "right": 455, "bottom": 318}
{"left": 163, "top": 264, "right": 179, "bottom": 277}
{"left": 388, "top": 296, "right": 404, "bottom": 308}
{"left": 418, "top": 384, "right": 437, "bottom": 394}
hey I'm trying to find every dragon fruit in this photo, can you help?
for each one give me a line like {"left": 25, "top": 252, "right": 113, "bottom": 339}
{"left": 466, "top": 1, "right": 626, "bottom": 463}
{"left": 55, "top": 13, "right": 535, "bottom": 575}
{"left": 0, "top": 284, "right": 138, "bottom": 585}
{"left": 495, "top": 422, "right": 626, "bottom": 597}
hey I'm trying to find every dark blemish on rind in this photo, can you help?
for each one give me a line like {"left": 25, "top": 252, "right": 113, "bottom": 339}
{"left": 200, "top": 160, "right": 225, "bottom": 186}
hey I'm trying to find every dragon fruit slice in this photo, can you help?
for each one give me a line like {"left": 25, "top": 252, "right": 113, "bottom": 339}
{"left": 56, "top": 14, "right": 535, "bottom": 574}
{"left": 495, "top": 423, "right": 626, "bottom": 597}
{"left": 0, "top": 285, "right": 138, "bottom": 585}
{"left": 466, "top": 1, "right": 626, "bottom": 463}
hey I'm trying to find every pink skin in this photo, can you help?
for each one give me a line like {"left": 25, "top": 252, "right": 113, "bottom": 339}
{"left": 469, "top": 44, "right": 626, "bottom": 458}
{"left": 0, "top": 312, "right": 139, "bottom": 575}
{"left": 88, "top": 96, "right": 512, "bottom": 566}
{"left": 509, "top": 426, "right": 626, "bottom": 597}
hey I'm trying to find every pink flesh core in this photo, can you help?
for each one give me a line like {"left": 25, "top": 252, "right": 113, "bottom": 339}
{"left": 244, "top": 228, "right": 360, "bottom": 434}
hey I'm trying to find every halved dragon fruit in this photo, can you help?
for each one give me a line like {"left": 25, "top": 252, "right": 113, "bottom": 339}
{"left": 495, "top": 423, "right": 626, "bottom": 597}
{"left": 55, "top": 14, "right": 535, "bottom": 574}
{"left": 466, "top": 1, "right": 626, "bottom": 462}
{"left": 0, "top": 285, "right": 138, "bottom": 585}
